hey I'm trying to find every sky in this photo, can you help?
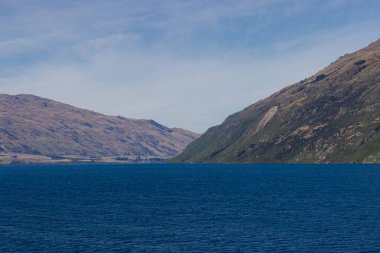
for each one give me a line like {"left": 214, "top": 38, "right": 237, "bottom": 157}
{"left": 0, "top": 0, "right": 379, "bottom": 132}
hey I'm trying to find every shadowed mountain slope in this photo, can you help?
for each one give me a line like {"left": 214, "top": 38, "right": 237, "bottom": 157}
{"left": 172, "top": 39, "right": 380, "bottom": 163}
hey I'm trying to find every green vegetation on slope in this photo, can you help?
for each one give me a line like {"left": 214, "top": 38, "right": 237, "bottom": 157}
{"left": 172, "top": 39, "right": 380, "bottom": 163}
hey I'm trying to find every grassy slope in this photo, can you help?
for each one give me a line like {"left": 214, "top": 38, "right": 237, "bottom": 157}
{"left": 172, "top": 39, "right": 380, "bottom": 163}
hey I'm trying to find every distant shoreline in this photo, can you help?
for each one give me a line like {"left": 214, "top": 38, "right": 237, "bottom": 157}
{"left": 0, "top": 152, "right": 167, "bottom": 166}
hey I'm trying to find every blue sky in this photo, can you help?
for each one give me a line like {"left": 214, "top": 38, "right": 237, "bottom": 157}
{"left": 0, "top": 0, "right": 379, "bottom": 132}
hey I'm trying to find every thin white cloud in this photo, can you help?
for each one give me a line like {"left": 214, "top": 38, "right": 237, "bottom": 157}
{"left": 0, "top": 1, "right": 379, "bottom": 132}
{"left": 1, "top": 22, "right": 379, "bottom": 132}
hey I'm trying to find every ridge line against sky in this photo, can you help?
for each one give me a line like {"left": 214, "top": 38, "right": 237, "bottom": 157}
{"left": 0, "top": 0, "right": 379, "bottom": 132}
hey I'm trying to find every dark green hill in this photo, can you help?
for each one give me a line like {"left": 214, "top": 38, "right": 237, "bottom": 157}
{"left": 172, "top": 39, "right": 380, "bottom": 163}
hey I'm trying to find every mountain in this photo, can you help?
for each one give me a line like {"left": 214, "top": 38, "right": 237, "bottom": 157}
{"left": 172, "top": 39, "right": 380, "bottom": 163}
{"left": 0, "top": 94, "right": 199, "bottom": 164}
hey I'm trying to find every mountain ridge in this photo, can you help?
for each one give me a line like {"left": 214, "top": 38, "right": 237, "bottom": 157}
{"left": 172, "top": 38, "right": 380, "bottom": 163}
{"left": 0, "top": 94, "right": 200, "bottom": 164}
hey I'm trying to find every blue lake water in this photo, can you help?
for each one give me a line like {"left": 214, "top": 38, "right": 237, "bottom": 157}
{"left": 0, "top": 164, "right": 380, "bottom": 252}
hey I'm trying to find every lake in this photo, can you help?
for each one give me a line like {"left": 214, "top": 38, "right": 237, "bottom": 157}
{"left": 0, "top": 164, "right": 380, "bottom": 252}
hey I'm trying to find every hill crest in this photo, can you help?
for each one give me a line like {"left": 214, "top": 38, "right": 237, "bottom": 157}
{"left": 172, "top": 38, "right": 380, "bottom": 163}
{"left": 0, "top": 94, "right": 200, "bottom": 164}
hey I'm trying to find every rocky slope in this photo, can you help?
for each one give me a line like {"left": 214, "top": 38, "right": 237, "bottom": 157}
{"left": 0, "top": 94, "right": 199, "bottom": 164}
{"left": 172, "top": 39, "right": 380, "bottom": 163}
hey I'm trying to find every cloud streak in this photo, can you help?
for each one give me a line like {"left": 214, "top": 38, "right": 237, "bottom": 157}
{"left": 0, "top": 0, "right": 379, "bottom": 132}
